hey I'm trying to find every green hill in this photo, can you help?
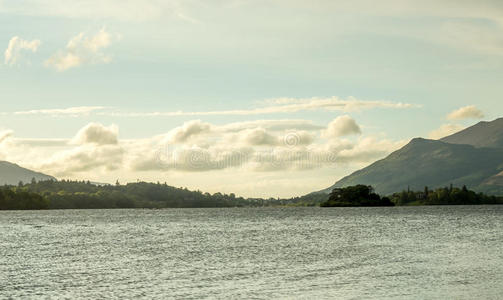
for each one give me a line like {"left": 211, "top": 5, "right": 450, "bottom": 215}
{"left": 320, "top": 118, "right": 503, "bottom": 196}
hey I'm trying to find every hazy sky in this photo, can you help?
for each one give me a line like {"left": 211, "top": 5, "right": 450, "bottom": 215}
{"left": 0, "top": 0, "right": 502, "bottom": 197}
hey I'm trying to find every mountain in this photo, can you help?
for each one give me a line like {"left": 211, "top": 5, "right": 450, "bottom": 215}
{"left": 441, "top": 117, "right": 503, "bottom": 148}
{"left": 321, "top": 118, "right": 503, "bottom": 196}
{"left": 0, "top": 161, "right": 56, "bottom": 185}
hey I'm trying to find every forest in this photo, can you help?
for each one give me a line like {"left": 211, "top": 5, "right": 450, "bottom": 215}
{"left": 389, "top": 185, "right": 503, "bottom": 206}
{"left": 0, "top": 179, "right": 316, "bottom": 210}
{"left": 1, "top": 179, "right": 502, "bottom": 210}
{"left": 320, "top": 184, "right": 503, "bottom": 207}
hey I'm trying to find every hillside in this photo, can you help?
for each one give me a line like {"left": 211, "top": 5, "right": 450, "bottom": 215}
{"left": 441, "top": 118, "right": 503, "bottom": 148}
{"left": 0, "top": 161, "right": 55, "bottom": 186}
{"left": 320, "top": 118, "right": 503, "bottom": 196}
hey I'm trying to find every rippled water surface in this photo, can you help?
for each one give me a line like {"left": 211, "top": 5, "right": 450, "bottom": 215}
{"left": 1, "top": 206, "right": 503, "bottom": 299}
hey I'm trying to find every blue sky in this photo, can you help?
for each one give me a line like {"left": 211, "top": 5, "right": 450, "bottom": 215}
{"left": 0, "top": 1, "right": 502, "bottom": 197}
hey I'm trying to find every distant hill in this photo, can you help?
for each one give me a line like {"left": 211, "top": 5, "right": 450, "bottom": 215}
{"left": 0, "top": 161, "right": 56, "bottom": 185}
{"left": 319, "top": 118, "right": 503, "bottom": 196}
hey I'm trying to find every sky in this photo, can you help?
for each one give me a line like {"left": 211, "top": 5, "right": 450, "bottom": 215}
{"left": 0, "top": 0, "right": 502, "bottom": 197}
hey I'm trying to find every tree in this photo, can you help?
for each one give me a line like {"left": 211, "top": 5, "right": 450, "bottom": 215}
{"left": 321, "top": 185, "right": 394, "bottom": 207}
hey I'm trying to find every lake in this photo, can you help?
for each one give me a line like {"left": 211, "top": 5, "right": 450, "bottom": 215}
{"left": 1, "top": 206, "right": 502, "bottom": 299}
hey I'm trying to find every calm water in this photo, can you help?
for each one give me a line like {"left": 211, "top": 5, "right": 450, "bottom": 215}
{"left": 1, "top": 206, "right": 502, "bottom": 299}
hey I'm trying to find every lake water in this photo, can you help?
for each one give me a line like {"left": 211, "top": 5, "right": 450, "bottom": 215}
{"left": 1, "top": 206, "right": 502, "bottom": 299}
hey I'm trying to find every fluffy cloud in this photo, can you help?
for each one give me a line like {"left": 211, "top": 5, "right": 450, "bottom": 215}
{"left": 45, "top": 28, "right": 117, "bottom": 71}
{"left": 335, "top": 137, "right": 405, "bottom": 165}
{"left": 239, "top": 128, "right": 278, "bottom": 146}
{"left": 40, "top": 144, "right": 124, "bottom": 177}
{"left": 282, "top": 131, "right": 314, "bottom": 147}
{"left": 322, "top": 115, "right": 361, "bottom": 139}
{"left": 4, "top": 36, "right": 41, "bottom": 65}
{"left": 129, "top": 144, "right": 254, "bottom": 172}
{"left": 447, "top": 105, "right": 484, "bottom": 120}
{"left": 129, "top": 123, "right": 399, "bottom": 173}
{"left": 166, "top": 120, "right": 212, "bottom": 144}
{"left": 71, "top": 123, "right": 119, "bottom": 145}
{"left": 41, "top": 123, "right": 122, "bottom": 176}
{"left": 428, "top": 124, "right": 465, "bottom": 139}
{"left": 0, "top": 120, "right": 404, "bottom": 187}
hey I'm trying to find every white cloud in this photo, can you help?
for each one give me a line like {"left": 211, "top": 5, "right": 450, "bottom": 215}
{"left": 219, "top": 119, "right": 323, "bottom": 132}
{"left": 447, "top": 105, "right": 485, "bottom": 120}
{"left": 11, "top": 98, "right": 417, "bottom": 119}
{"left": 100, "top": 97, "right": 419, "bottom": 117}
{"left": 15, "top": 106, "right": 105, "bottom": 117}
{"left": 335, "top": 137, "right": 406, "bottom": 165}
{"left": 322, "top": 115, "right": 361, "bottom": 139}
{"left": 282, "top": 131, "right": 314, "bottom": 147}
{"left": 239, "top": 128, "right": 278, "bottom": 146}
{"left": 40, "top": 144, "right": 124, "bottom": 177}
{"left": 128, "top": 120, "right": 400, "bottom": 173}
{"left": 0, "top": 119, "right": 405, "bottom": 195}
{"left": 0, "top": 0, "right": 195, "bottom": 22}
{"left": 166, "top": 120, "right": 212, "bottom": 144}
{"left": 428, "top": 124, "right": 465, "bottom": 139}
{"left": 71, "top": 123, "right": 119, "bottom": 145}
{"left": 4, "top": 36, "right": 41, "bottom": 65}
{"left": 45, "top": 28, "right": 117, "bottom": 71}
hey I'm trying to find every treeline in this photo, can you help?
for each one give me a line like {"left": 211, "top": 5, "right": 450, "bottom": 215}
{"left": 390, "top": 185, "right": 503, "bottom": 205}
{"left": 2, "top": 180, "right": 502, "bottom": 210}
{"left": 0, "top": 188, "right": 49, "bottom": 210}
{"left": 1, "top": 180, "right": 262, "bottom": 210}
{"left": 0, "top": 179, "right": 314, "bottom": 210}
{"left": 319, "top": 184, "right": 503, "bottom": 207}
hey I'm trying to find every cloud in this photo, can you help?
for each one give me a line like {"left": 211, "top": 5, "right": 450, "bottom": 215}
{"left": 239, "top": 128, "right": 278, "bottom": 146}
{"left": 0, "top": 119, "right": 404, "bottom": 184}
{"left": 282, "top": 131, "right": 314, "bottom": 147}
{"left": 166, "top": 120, "right": 212, "bottom": 144}
{"left": 322, "top": 115, "right": 361, "bottom": 139}
{"left": 40, "top": 144, "right": 124, "bottom": 177}
{"left": 0, "top": 0, "right": 196, "bottom": 22}
{"left": 428, "top": 124, "right": 465, "bottom": 139}
{"left": 71, "top": 123, "right": 119, "bottom": 145}
{"left": 100, "top": 97, "right": 419, "bottom": 117}
{"left": 15, "top": 106, "right": 105, "bottom": 117}
{"left": 33, "top": 123, "right": 122, "bottom": 176}
{"left": 45, "top": 28, "right": 117, "bottom": 71}
{"left": 219, "top": 119, "right": 324, "bottom": 132}
{"left": 11, "top": 98, "right": 418, "bottom": 119}
{"left": 4, "top": 36, "right": 41, "bottom": 65}
{"left": 335, "top": 137, "right": 406, "bottom": 165}
{"left": 0, "top": 130, "right": 13, "bottom": 144}
{"left": 447, "top": 105, "right": 485, "bottom": 120}
{"left": 129, "top": 120, "right": 400, "bottom": 173}
{"left": 129, "top": 144, "right": 254, "bottom": 172}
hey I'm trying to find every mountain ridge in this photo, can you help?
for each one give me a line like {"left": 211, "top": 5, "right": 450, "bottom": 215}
{"left": 0, "top": 161, "right": 56, "bottom": 185}
{"left": 441, "top": 117, "right": 503, "bottom": 148}
{"left": 320, "top": 118, "right": 503, "bottom": 196}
